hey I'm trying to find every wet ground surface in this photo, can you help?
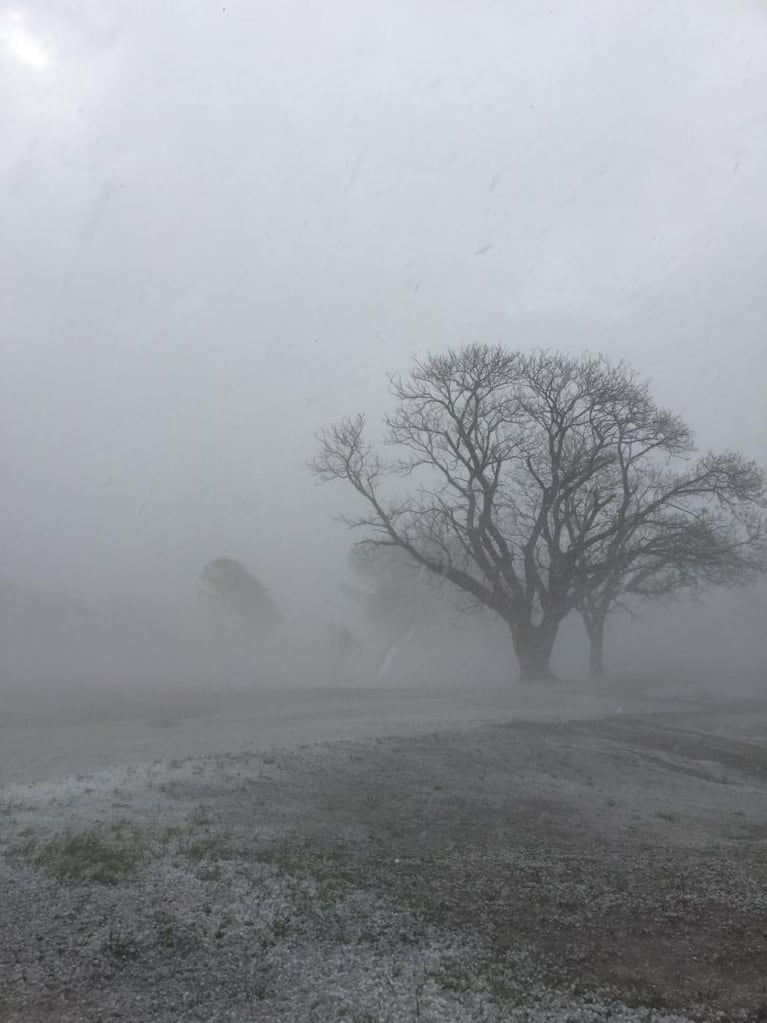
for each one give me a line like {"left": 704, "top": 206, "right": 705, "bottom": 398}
{"left": 1, "top": 683, "right": 766, "bottom": 1021}
{"left": 0, "top": 677, "right": 750, "bottom": 786}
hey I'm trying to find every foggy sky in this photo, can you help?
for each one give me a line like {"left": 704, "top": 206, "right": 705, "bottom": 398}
{"left": 2, "top": 0, "right": 767, "bottom": 620}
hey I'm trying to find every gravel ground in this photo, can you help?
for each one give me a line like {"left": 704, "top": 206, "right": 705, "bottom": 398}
{"left": 1, "top": 693, "right": 766, "bottom": 1021}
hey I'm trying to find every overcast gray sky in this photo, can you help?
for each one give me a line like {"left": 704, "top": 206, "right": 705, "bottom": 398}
{"left": 2, "top": 0, "right": 767, "bottom": 617}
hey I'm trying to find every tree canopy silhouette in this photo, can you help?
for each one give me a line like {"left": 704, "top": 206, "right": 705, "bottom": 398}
{"left": 311, "top": 345, "right": 764, "bottom": 682}
{"left": 199, "top": 558, "right": 281, "bottom": 629}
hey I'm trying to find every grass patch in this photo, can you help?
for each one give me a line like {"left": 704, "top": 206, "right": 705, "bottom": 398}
{"left": 0, "top": 798, "right": 21, "bottom": 820}
{"left": 269, "top": 911, "right": 292, "bottom": 939}
{"left": 257, "top": 837, "right": 318, "bottom": 876}
{"left": 104, "top": 926, "right": 141, "bottom": 959}
{"left": 435, "top": 957, "right": 476, "bottom": 993}
{"left": 189, "top": 806, "right": 212, "bottom": 827}
{"left": 155, "top": 912, "right": 179, "bottom": 949}
{"left": 34, "top": 830, "right": 143, "bottom": 885}
{"left": 183, "top": 836, "right": 237, "bottom": 863}
{"left": 196, "top": 863, "right": 223, "bottom": 882}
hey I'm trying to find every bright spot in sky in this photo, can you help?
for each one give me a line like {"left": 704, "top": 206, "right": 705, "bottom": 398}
{"left": 1, "top": 21, "right": 50, "bottom": 70}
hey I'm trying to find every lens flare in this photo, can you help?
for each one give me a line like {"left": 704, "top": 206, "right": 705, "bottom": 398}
{"left": 1, "top": 19, "right": 50, "bottom": 70}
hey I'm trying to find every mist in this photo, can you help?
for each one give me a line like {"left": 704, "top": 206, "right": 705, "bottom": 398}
{"left": 2, "top": 1, "right": 766, "bottom": 711}
{"left": 4, "top": 6, "right": 767, "bottom": 1020}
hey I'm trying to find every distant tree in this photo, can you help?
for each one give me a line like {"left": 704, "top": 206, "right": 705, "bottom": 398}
{"left": 200, "top": 557, "right": 280, "bottom": 626}
{"left": 343, "top": 542, "right": 450, "bottom": 638}
{"left": 199, "top": 558, "right": 280, "bottom": 679}
{"left": 342, "top": 542, "right": 461, "bottom": 680}
{"left": 311, "top": 345, "right": 765, "bottom": 683}
{"left": 327, "top": 622, "right": 359, "bottom": 667}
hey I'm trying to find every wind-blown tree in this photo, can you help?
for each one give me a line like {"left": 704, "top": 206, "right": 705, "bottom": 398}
{"left": 200, "top": 557, "right": 281, "bottom": 625}
{"left": 199, "top": 557, "right": 281, "bottom": 679}
{"left": 310, "top": 345, "right": 764, "bottom": 683}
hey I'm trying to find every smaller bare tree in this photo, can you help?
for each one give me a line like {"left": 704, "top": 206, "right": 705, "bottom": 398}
{"left": 577, "top": 511, "right": 766, "bottom": 678}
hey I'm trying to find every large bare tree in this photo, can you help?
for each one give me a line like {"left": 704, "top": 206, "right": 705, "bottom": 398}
{"left": 310, "top": 345, "right": 764, "bottom": 682}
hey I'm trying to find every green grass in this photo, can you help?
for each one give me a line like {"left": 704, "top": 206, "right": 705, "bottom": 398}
{"left": 196, "top": 863, "right": 223, "bottom": 881}
{"left": 270, "top": 911, "right": 292, "bottom": 939}
{"left": 155, "top": 913, "right": 178, "bottom": 949}
{"left": 184, "top": 836, "right": 237, "bottom": 863}
{"left": 0, "top": 798, "right": 20, "bottom": 819}
{"left": 189, "top": 806, "right": 212, "bottom": 827}
{"left": 104, "top": 926, "right": 141, "bottom": 959}
{"left": 34, "top": 830, "right": 143, "bottom": 885}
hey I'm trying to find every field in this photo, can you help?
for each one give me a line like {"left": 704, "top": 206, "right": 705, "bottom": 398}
{"left": 1, "top": 680, "right": 766, "bottom": 1022}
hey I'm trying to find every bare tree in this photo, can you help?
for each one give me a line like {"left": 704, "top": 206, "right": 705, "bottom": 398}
{"left": 310, "top": 345, "right": 765, "bottom": 683}
{"left": 577, "top": 511, "right": 766, "bottom": 679}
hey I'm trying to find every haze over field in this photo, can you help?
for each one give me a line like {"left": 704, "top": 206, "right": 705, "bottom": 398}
{"left": 4, "top": 8, "right": 767, "bottom": 1022}
{"left": 2, "top": 0, "right": 767, "bottom": 691}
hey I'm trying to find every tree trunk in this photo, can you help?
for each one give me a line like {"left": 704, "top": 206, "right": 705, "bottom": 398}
{"left": 586, "top": 616, "right": 606, "bottom": 679}
{"left": 510, "top": 620, "right": 559, "bottom": 683}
